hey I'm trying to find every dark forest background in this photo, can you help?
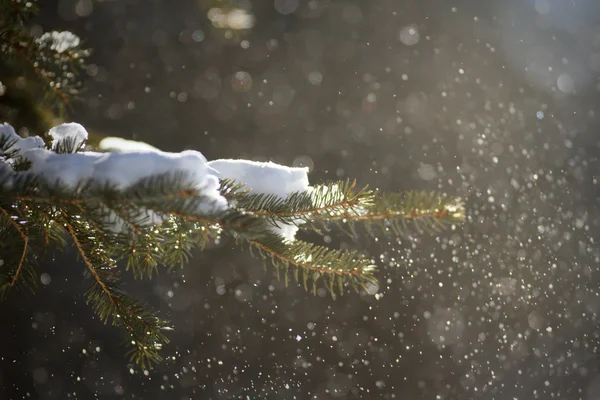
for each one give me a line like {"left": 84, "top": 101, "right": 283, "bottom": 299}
{"left": 2, "top": 0, "right": 600, "bottom": 398}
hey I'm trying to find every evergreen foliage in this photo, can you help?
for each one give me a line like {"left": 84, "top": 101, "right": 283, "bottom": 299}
{"left": 0, "top": 0, "right": 466, "bottom": 368}
{"left": 0, "top": 0, "right": 90, "bottom": 134}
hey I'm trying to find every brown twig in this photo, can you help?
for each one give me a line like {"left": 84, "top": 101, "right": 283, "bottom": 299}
{"left": 237, "top": 180, "right": 367, "bottom": 219}
{"left": 61, "top": 212, "right": 156, "bottom": 354}
{"left": 324, "top": 207, "right": 454, "bottom": 222}
{"left": 248, "top": 198, "right": 363, "bottom": 219}
{"left": 62, "top": 213, "right": 111, "bottom": 296}
{"left": 0, "top": 206, "right": 29, "bottom": 286}
{"left": 7, "top": 189, "right": 201, "bottom": 207}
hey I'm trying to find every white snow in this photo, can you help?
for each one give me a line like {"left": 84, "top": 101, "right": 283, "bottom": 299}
{"left": 98, "top": 137, "right": 158, "bottom": 153}
{"left": 49, "top": 122, "right": 88, "bottom": 152}
{"left": 0, "top": 123, "right": 45, "bottom": 156}
{"left": 208, "top": 159, "right": 310, "bottom": 240}
{"left": 22, "top": 147, "right": 226, "bottom": 214}
{"left": 208, "top": 159, "right": 309, "bottom": 199}
{"left": 37, "top": 31, "right": 81, "bottom": 54}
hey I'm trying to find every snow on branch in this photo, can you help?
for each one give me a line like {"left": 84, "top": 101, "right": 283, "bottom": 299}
{"left": 36, "top": 31, "right": 81, "bottom": 54}
{"left": 48, "top": 122, "right": 88, "bottom": 153}
{"left": 208, "top": 159, "right": 310, "bottom": 240}
{"left": 1, "top": 122, "right": 228, "bottom": 216}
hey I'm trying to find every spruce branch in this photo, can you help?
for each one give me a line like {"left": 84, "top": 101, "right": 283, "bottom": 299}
{"left": 358, "top": 191, "right": 465, "bottom": 235}
{"left": 15, "top": 32, "right": 89, "bottom": 106}
{"left": 223, "top": 177, "right": 464, "bottom": 238}
{"left": 0, "top": 152, "right": 465, "bottom": 365}
{"left": 160, "top": 218, "right": 210, "bottom": 268}
{"left": 0, "top": 0, "right": 37, "bottom": 27}
{"left": 219, "top": 178, "right": 247, "bottom": 201}
{"left": 61, "top": 210, "right": 171, "bottom": 368}
{"left": 0, "top": 207, "right": 38, "bottom": 297}
{"left": 0, "top": 178, "right": 64, "bottom": 296}
{"left": 0, "top": 121, "right": 465, "bottom": 367}
{"left": 220, "top": 178, "right": 463, "bottom": 295}
{"left": 1, "top": 0, "right": 90, "bottom": 120}
{"left": 106, "top": 204, "right": 162, "bottom": 280}
{"left": 229, "top": 179, "right": 374, "bottom": 226}
{"left": 0, "top": 205, "right": 29, "bottom": 287}
{"left": 245, "top": 233, "right": 377, "bottom": 296}
{"left": 301, "top": 190, "right": 465, "bottom": 237}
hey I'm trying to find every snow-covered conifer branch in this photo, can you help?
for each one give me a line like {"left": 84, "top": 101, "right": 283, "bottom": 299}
{"left": 0, "top": 0, "right": 37, "bottom": 28}
{"left": 1, "top": 0, "right": 90, "bottom": 144}
{"left": 0, "top": 0, "right": 469, "bottom": 370}
{"left": 0, "top": 120, "right": 465, "bottom": 366}
{"left": 1, "top": 1, "right": 90, "bottom": 105}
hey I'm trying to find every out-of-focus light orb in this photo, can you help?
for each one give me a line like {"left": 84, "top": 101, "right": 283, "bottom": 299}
{"left": 399, "top": 25, "right": 420, "bottom": 46}
{"left": 588, "top": 53, "right": 600, "bottom": 72}
{"left": 365, "top": 281, "right": 379, "bottom": 295}
{"left": 557, "top": 73, "right": 575, "bottom": 93}
{"left": 274, "top": 0, "right": 299, "bottom": 15}
{"left": 207, "top": 8, "right": 255, "bottom": 30}
{"left": 194, "top": 71, "right": 221, "bottom": 100}
{"left": 293, "top": 155, "right": 314, "bottom": 172}
{"left": 342, "top": 5, "right": 363, "bottom": 24}
{"left": 75, "top": 0, "right": 93, "bottom": 17}
{"left": 537, "top": 111, "right": 545, "bottom": 119}
{"left": 192, "top": 30, "right": 204, "bottom": 42}
{"left": 227, "top": 9, "right": 255, "bottom": 29}
{"left": 534, "top": 0, "right": 551, "bottom": 14}
{"left": 528, "top": 310, "right": 545, "bottom": 330}
{"left": 418, "top": 163, "right": 436, "bottom": 181}
{"left": 266, "top": 38, "right": 279, "bottom": 51}
{"left": 273, "top": 84, "right": 296, "bottom": 107}
{"left": 308, "top": 71, "right": 323, "bottom": 85}
{"left": 231, "top": 71, "right": 253, "bottom": 92}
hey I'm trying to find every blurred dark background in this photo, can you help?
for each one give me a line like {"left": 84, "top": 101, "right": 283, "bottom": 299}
{"left": 2, "top": 0, "right": 600, "bottom": 398}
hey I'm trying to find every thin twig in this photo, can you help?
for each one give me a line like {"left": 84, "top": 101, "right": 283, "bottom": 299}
{"left": 61, "top": 213, "right": 154, "bottom": 354}
{"left": 62, "top": 213, "right": 111, "bottom": 296}
{"left": 0, "top": 206, "right": 29, "bottom": 286}
{"left": 249, "top": 239, "right": 365, "bottom": 278}
{"left": 237, "top": 181, "right": 367, "bottom": 219}
{"left": 15, "top": 44, "right": 70, "bottom": 104}
{"left": 323, "top": 208, "right": 452, "bottom": 221}
{"left": 7, "top": 189, "right": 202, "bottom": 208}
{"left": 246, "top": 198, "right": 363, "bottom": 219}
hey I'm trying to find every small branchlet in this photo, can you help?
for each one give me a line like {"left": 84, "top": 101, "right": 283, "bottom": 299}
{"left": 1, "top": 0, "right": 90, "bottom": 133}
